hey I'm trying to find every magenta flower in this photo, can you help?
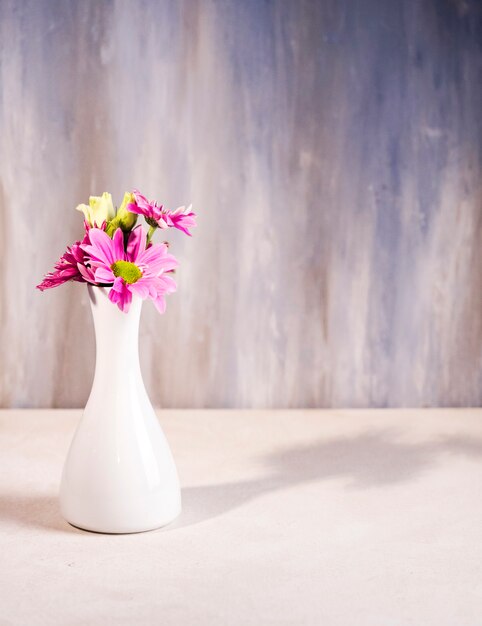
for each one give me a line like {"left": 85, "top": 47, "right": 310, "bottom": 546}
{"left": 128, "top": 189, "right": 196, "bottom": 236}
{"left": 127, "top": 189, "right": 164, "bottom": 223}
{"left": 166, "top": 204, "right": 196, "bottom": 236}
{"left": 36, "top": 243, "right": 85, "bottom": 290}
{"left": 81, "top": 227, "right": 178, "bottom": 313}
{"left": 36, "top": 231, "right": 96, "bottom": 291}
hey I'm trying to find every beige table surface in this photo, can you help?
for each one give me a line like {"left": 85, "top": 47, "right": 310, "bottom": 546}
{"left": 1, "top": 409, "right": 482, "bottom": 625}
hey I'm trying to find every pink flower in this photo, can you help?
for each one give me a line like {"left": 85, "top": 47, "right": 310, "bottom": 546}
{"left": 128, "top": 189, "right": 196, "bottom": 236}
{"left": 81, "top": 227, "right": 178, "bottom": 313}
{"left": 36, "top": 232, "right": 96, "bottom": 291}
{"left": 127, "top": 190, "right": 164, "bottom": 223}
{"left": 36, "top": 243, "right": 85, "bottom": 290}
{"left": 166, "top": 204, "right": 196, "bottom": 236}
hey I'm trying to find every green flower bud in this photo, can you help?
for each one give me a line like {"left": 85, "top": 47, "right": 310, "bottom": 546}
{"left": 105, "top": 192, "right": 138, "bottom": 237}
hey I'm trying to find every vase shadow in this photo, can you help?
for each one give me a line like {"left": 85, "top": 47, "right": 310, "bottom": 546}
{"left": 2, "top": 430, "right": 482, "bottom": 535}
{"left": 0, "top": 494, "right": 77, "bottom": 534}
{"left": 170, "top": 429, "right": 482, "bottom": 530}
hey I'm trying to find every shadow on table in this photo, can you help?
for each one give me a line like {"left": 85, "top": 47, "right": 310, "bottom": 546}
{"left": 2, "top": 430, "right": 482, "bottom": 534}
{"left": 0, "top": 494, "right": 73, "bottom": 534}
{"left": 170, "top": 429, "right": 482, "bottom": 530}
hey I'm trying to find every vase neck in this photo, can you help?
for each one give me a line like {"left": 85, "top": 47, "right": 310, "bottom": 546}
{"left": 88, "top": 286, "right": 143, "bottom": 388}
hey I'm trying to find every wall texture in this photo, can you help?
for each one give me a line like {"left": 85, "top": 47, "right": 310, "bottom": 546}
{"left": 0, "top": 0, "right": 481, "bottom": 408}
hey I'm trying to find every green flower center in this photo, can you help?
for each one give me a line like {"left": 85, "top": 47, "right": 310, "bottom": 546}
{"left": 111, "top": 260, "right": 142, "bottom": 284}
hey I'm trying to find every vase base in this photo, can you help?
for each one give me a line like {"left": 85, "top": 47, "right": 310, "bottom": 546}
{"left": 63, "top": 508, "right": 181, "bottom": 535}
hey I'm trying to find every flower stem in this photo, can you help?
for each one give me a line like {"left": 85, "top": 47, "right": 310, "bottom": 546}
{"left": 146, "top": 225, "right": 157, "bottom": 246}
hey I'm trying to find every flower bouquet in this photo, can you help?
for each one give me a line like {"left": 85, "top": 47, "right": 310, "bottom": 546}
{"left": 37, "top": 189, "right": 196, "bottom": 313}
{"left": 39, "top": 190, "right": 196, "bottom": 534}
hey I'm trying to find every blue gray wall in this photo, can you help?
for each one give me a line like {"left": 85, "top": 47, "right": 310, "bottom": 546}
{"left": 0, "top": 0, "right": 481, "bottom": 408}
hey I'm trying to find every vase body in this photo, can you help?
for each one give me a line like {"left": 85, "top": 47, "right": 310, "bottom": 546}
{"left": 59, "top": 285, "right": 181, "bottom": 533}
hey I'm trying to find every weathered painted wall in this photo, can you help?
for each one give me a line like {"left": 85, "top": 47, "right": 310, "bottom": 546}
{"left": 0, "top": 0, "right": 481, "bottom": 408}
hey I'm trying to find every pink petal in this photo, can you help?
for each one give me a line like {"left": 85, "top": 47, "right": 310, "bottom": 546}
{"left": 108, "top": 280, "right": 132, "bottom": 312}
{"left": 133, "top": 190, "right": 149, "bottom": 207}
{"left": 138, "top": 244, "right": 178, "bottom": 274}
{"left": 152, "top": 293, "right": 167, "bottom": 314}
{"left": 158, "top": 216, "right": 170, "bottom": 229}
{"left": 111, "top": 276, "right": 125, "bottom": 292}
{"left": 126, "top": 226, "right": 146, "bottom": 261}
{"left": 78, "top": 263, "right": 96, "bottom": 283}
{"left": 112, "top": 227, "right": 125, "bottom": 261}
{"left": 83, "top": 229, "right": 116, "bottom": 266}
{"left": 121, "top": 289, "right": 133, "bottom": 313}
{"left": 129, "top": 280, "right": 150, "bottom": 299}
{"left": 95, "top": 266, "right": 115, "bottom": 283}
{"left": 126, "top": 203, "right": 145, "bottom": 216}
{"left": 171, "top": 213, "right": 196, "bottom": 236}
{"left": 158, "top": 274, "right": 177, "bottom": 293}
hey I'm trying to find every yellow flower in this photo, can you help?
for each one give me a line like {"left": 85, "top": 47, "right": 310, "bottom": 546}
{"left": 76, "top": 192, "right": 116, "bottom": 227}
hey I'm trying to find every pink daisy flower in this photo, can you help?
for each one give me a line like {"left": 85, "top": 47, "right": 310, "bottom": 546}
{"left": 36, "top": 232, "right": 96, "bottom": 291}
{"left": 81, "top": 227, "right": 178, "bottom": 313}
{"left": 128, "top": 189, "right": 196, "bottom": 236}
{"left": 127, "top": 189, "right": 164, "bottom": 224}
{"left": 165, "top": 204, "right": 196, "bottom": 236}
{"left": 36, "top": 242, "right": 85, "bottom": 290}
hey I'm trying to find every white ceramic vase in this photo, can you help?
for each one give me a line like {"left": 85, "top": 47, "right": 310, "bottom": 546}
{"left": 59, "top": 285, "right": 181, "bottom": 533}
